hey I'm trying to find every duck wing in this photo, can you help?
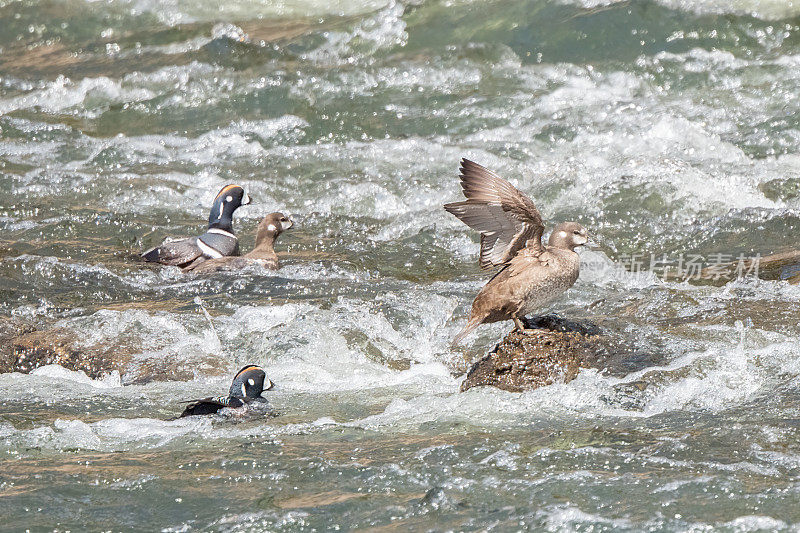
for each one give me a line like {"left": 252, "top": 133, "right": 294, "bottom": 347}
{"left": 141, "top": 236, "right": 202, "bottom": 267}
{"left": 444, "top": 159, "right": 545, "bottom": 269}
{"left": 179, "top": 395, "right": 244, "bottom": 417}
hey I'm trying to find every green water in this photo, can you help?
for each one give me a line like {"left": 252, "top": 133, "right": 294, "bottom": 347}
{"left": 2, "top": 0, "right": 800, "bottom": 530}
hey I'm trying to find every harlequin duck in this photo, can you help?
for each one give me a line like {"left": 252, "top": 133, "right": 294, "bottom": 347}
{"left": 444, "top": 159, "right": 589, "bottom": 344}
{"left": 179, "top": 365, "right": 273, "bottom": 417}
{"left": 141, "top": 184, "right": 251, "bottom": 270}
{"left": 185, "top": 212, "right": 293, "bottom": 273}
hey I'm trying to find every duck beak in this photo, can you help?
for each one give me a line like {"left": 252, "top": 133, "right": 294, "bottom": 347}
{"left": 241, "top": 192, "right": 251, "bottom": 205}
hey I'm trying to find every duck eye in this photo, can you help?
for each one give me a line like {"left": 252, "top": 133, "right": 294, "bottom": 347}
{"left": 280, "top": 217, "right": 287, "bottom": 222}
{"left": 573, "top": 230, "right": 580, "bottom": 235}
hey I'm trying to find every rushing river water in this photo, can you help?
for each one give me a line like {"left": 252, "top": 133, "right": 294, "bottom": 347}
{"left": 2, "top": 0, "right": 800, "bottom": 530}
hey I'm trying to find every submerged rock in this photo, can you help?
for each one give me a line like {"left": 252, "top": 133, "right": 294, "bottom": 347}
{"left": 663, "top": 249, "right": 800, "bottom": 285}
{"left": 0, "top": 326, "right": 124, "bottom": 379}
{"left": 460, "top": 315, "right": 618, "bottom": 393}
{"left": 0, "top": 318, "right": 227, "bottom": 383}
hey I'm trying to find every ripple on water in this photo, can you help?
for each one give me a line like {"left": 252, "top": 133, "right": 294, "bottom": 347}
{"left": 3, "top": 0, "right": 800, "bottom": 529}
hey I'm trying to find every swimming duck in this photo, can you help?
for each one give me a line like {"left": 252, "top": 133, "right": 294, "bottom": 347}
{"left": 179, "top": 365, "right": 272, "bottom": 417}
{"left": 185, "top": 212, "right": 293, "bottom": 273}
{"left": 141, "top": 184, "right": 251, "bottom": 270}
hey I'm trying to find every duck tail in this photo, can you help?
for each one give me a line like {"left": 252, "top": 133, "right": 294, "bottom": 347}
{"left": 452, "top": 317, "right": 481, "bottom": 346}
{"left": 141, "top": 246, "right": 160, "bottom": 262}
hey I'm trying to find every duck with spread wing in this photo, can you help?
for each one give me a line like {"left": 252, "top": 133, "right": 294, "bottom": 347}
{"left": 444, "top": 159, "right": 588, "bottom": 344}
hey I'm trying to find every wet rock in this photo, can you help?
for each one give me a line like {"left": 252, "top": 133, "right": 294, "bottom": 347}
{"left": 0, "top": 327, "right": 124, "bottom": 379}
{"left": 415, "top": 487, "right": 457, "bottom": 512}
{"left": 0, "top": 316, "right": 35, "bottom": 342}
{"left": 663, "top": 249, "right": 800, "bottom": 285}
{"left": 127, "top": 357, "right": 223, "bottom": 385}
{"left": 524, "top": 314, "right": 603, "bottom": 336}
{"left": 720, "top": 249, "right": 800, "bottom": 282}
{"left": 0, "top": 319, "right": 227, "bottom": 383}
{"left": 460, "top": 315, "right": 619, "bottom": 393}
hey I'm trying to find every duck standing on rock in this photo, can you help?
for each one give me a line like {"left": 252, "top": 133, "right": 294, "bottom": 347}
{"left": 179, "top": 365, "right": 272, "bottom": 417}
{"left": 444, "top": 159, "right": 589, "bottom": 344}
{"left": 141, "top": 184, "right": 251, "bottom": 270}
{"left": 185, "top": 212, "right": 293, "bottom": 273}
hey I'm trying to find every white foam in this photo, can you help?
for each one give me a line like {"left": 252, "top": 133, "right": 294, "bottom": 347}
{"left": 214, "top": 292, "right": 464, "bottom": 392}
{"left": 656, "top": 0, "right": 800, "bottom": 20}
{"left": 300, "top": 0, "right": 407, "bottom": 65}
{"left": 0, "top": 416, "right": 214, "bottom": 453}
{"left": 578, "top": 249, "right": 660, "bottom": 289}
{"left": 537, "top": 504, "right": 634, "bottom": 531}
{"left": 30, "top": 365, "right": 122, "bottom": 389}
{"left": 720, "top": 516, "right": 788, "bottom": 530}
{"left": 0, "top": 75, "right": 154, "bottom": 117}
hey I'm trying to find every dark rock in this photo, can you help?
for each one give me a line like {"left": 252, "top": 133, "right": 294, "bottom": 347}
{"left": 460, "top": 315, "right": 619, "bottom": 393}
{"left": 524, "top": 314, "right": 603, "bottom": 336}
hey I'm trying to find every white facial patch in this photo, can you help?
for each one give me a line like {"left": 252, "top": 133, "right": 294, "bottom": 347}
{"left": 268, "top": 224, "right": 277, "bottom": 232}
{"left": 558, "top": 231, "right": 568, "bottom": 238}
{"left": 226, "top": 195, "right": 233, "bottom": 202}
{"left": 241, "top": 383, "right": 247, "bottom": 397}
{"left": 248, "top": 378, "right": 255, "bottom": 386}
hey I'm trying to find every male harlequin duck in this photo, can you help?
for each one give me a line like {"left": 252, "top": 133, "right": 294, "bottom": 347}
{"left": 141, "top": 184, "right": 251, "bottom": 270}
{"left": 185, "top": 212, "right": 293, "bottom": 273}
{"left": 444, "top": 159, "right": 589, "bottom": 344}
{"left": 179, "top": 365, "right": 273, "bottom": 417}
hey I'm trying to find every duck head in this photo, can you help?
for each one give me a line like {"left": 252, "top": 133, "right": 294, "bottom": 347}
{"left": 208, "top": 184, "right": 251, "bottom": 232}
{"left": 548, "top": 222, "right": 589, "bottom": 251}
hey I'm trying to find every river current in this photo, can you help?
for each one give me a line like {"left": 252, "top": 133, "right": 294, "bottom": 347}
{"left": 2, "top": 0, "right": 800, "bottom": 530}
